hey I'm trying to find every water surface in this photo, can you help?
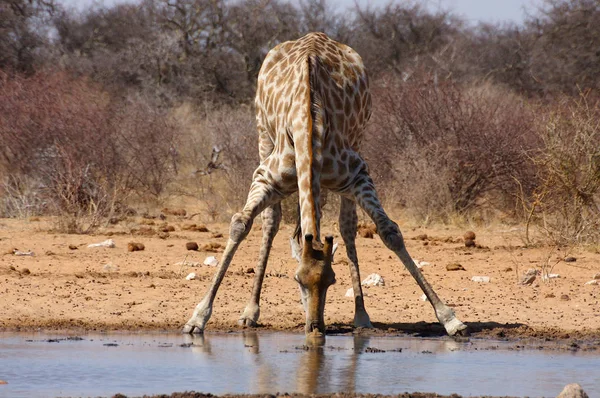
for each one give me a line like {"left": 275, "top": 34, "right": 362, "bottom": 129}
{"left": 0, "top": 332, "right": 597, "bottom": 397}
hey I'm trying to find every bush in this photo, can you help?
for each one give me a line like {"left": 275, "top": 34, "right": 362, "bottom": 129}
{"left": 0, "top": 70, "right": 179, "bottom": 231}
{"left": 364, "top": 73, "right": 538, "bottom": 222}
{"left": 531, "top": 95, "right": 600, "bottom": 243}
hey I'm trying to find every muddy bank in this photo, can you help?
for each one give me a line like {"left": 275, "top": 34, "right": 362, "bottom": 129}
{"left": 2, "top": 218, "right": 600, "bottom": 343}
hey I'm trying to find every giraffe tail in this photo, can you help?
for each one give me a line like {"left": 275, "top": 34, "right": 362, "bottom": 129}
{"left": 293, "top": 54, "right": 325, "bottom": 242}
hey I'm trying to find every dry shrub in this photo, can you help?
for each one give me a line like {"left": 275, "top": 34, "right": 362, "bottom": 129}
{"left": 171, "top": 103, "right": 258, "bottom": 221}
{"left": 365, "top": 73, "right": 538, "bottom": 222}
{"left": 531, "top": 95, "right": 600, "bottom": 244}
{"left": 0, "top": 70, "right": 179, "bottom": 232}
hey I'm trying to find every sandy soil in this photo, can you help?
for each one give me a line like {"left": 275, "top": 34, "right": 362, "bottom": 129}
{"left": 1, "top": 216, "right": 600, "bottom": 341}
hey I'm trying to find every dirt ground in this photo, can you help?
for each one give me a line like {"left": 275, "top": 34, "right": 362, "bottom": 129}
{"left": 1, "top": 215, "right": 600, "bottom": 342}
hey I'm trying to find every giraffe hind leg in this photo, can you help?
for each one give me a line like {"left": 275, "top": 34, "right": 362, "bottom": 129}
{"left": 339, "top": 196, "right": 372, "bottom": 328}
{"left": 349, "top": 170, "right": 468, "bottom": 336}
{"left": 238, "top": 203, "right": 282, "bottom": 327}
{"left": 183, "top": 176, "right": 283, "bottom": 334}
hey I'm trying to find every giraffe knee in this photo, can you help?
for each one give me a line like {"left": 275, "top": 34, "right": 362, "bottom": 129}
{"left": 230, "top": 213, "right": 253, "bottom": 243}
{"left": 379, "top": 223, "right": 405, "bottom": 251}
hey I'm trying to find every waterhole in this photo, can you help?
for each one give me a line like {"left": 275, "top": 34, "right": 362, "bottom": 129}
{"left": 0, "top": 332, "right": 597, "bottom": 397}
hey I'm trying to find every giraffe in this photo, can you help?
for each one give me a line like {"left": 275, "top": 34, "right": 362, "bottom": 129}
{"left": 183, "top": 32, "right": 468, "bottom": 339}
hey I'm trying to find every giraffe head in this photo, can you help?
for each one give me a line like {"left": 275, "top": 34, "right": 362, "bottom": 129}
{"left": 292, "top": 234, "right": 336, "bottom": 340}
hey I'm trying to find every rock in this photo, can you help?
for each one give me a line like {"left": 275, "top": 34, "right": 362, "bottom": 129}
{"left": 414, "top": 259, "right": 431, "bottom": 268}
{"left": 185, "top": 272, "right": 196, "bottom": 280}
{"left": 358, "top": 223, "right": 377, "bottom": 238}
{"left": 196, "top": 224, "right": 209, "bottom": 232}
{"left": 464, "top": 239, "right": 476, "bottom": 248}
{"left": 127, "top": 242, "right": 145, "bottom": 252}
{"left": 203, "top": 256, "right": 219, "bottom": 267}
{"left": 68, "top": 244, "right": 78, "bottom": 250}
{"left": 564, "top": 256, "right": 577, "bottom": 262}
{"left": 160, "top": 225, "right": 175, "bottom": 233}
{"left": 556, "top": 383, "right": 589, "bottom": 398}
{"left": 345, "top": 288, "right": 354, "bottom": 298}
{"left": 471, "top": 276, "right": 490, "bottom": 283}
{"left": 201, "top": 242, "right": 223, "bottom": 252}
{"left": 584, "top": 280, "right": 598, "bottom": 285}
{"left": 520, "top": 274, "right": 536, "bottom": 285}
{"left": 21, "top": 268, "right": 31, "bottom": 275}
{"left": 13, "top": 250, "right": 35, "bottom": 256}
{"left": 174, "top": 260, "right": 201, "bottom": 267}
{"left": 542, "top": 273, "right": 560, "bottom": 281}
{"left": 88, "top": 239, "right": 116, "bottom": 248}
{"left": 446, "top": 263, "right": 465, "bottom": 271}
{"left": 246, "top": 267, "right": 255, "bottom": 274}
{"left": 103, "top": 263, "right": 119, "bottom": 272}
{"left": 361, "top": 273, "right": 385, "bottom": 286}
{"left": 186, "top": 242, "right": 199, "bottom": 251}
{"left": 560, "top": 294, "right": 570, "bottom": 301}
{"left": 593, "top": 273, "right": 600, "bottom": 280}
{"left": 463, "top": 231, "right": 476, "bottom": 241}
{"left": 420, "top": 293, "right": 428, "bottom": 302}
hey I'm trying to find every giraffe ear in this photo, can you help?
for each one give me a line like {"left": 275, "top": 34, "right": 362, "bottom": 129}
{"left": 290, "top": 237, "right": 302, "bottom": 262}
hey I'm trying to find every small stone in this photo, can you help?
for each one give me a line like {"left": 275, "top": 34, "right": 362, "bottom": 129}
{"left": 503, "top": 267, "right": 513, "bottom": 272}
{"left": 464, "top": 231, "right": 476, "bottom": 241}
{"left": 160, "top": 225, "right": 175, "bottom": 233}
{"left": 556, "top": 383, "right": 589, "bottom": 398}
{"left": 203, "top": 256, "right": 219, "bottom": 267}
{"left": 127, "top": 242, "right": 145, "bottom": 252}
{"left": 68, "top": 244, "right": 78, "bottom": 250}
{"left": 471, "top": 276, "right": 490, "bottom": 283}
{"left": 420, "top": 293, "right": 428, "bottom": 302}
{"left": 345, "top": 288, "right": 354, "bottom": 298}
{"left": 584, "top": 280, "right": 598, "bottom": 285}
{"left": 196, "top": 224, "right": 209, "bottom": 232}
{"left": 186, "top": 242, "right": 199, "bottom": 251}
{"left": 88, "top": 239, "right": 116, "bottom": 248}
{"left": 564, "top": 256, "right": 577, "bottom": 262}
{"left": 185, "top": 272, "right": 196, "bottom": 280}
{"left": 560, "top": 294, "right": 570, "bottom": 301}
{"left": 593, "top": 273, "right": 600, "bottom": 280}
{"left": 21, "top": 268, "right": 31, "bottom": 275}
{"left": 246, "top": 267, "right": 255, "bottom": 274}
{"left": 201, "top": 242, "right": 223, "bottom": 252}
{"left": 520, "top": 274, "right": 536, "bottom": 285}
{"left": 361, "top": 273, "right": 385, "bottom": 286}
{"left": 464, "top": 239, "right": 476, "bottom": 248}
{"left": 446, "top": 263, "right": 465, "bottom": 271}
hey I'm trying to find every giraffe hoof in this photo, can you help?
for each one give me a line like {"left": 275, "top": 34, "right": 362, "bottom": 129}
{"left": 238, "top": 317, "right": 258, "bottom": 327}
{"left": 182, "top": 324, "right": 204, "bottom": 334}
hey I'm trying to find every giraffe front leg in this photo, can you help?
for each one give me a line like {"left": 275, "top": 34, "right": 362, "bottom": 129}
{"left": 350, "top": 171, "right": 468, "bottom": 337}
{"left": 339, "top": 197, "right": 372, "bottom": 328}
{"left": 239, "top": 203, "right": 282, "bottom": 327}
{"left": 183, "top": 176, "right": 282, "bottom": 334}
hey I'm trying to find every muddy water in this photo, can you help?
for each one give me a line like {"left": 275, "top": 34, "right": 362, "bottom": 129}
{"left": 0, "top": 332, "right": 598, "bottom": 398}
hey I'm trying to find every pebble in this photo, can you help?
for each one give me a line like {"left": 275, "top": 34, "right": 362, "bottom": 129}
{"left": 345, "top": 288, "right": 354, "bottom": 298}
{"left": 446, "top": 263, "right": 465, "bottom": 271}
{"left": 88, "top": 239, "right": 115, "bottom": 248}
{"left": 564, "top": 256, "right": 577, "bottom": 262}
{"left": 471, "top": 276, "right": 490, "bottom": 283}
{"left": 203, "top": 256, "right": 219, "bottom": 267}
{"left": 556, "top": 383, "right": 589, "bottom": 398}
{"left": 186, "top": 242, "right": 199, "bottom": 251}
{"left": 185, "top": 272, "right": 196, "bottom": 280}
{"left": 361, "top": 273, "right": 385, "bottom": 287}
{"left": 584, "top": 280, "right": 598, "bottom": 285}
